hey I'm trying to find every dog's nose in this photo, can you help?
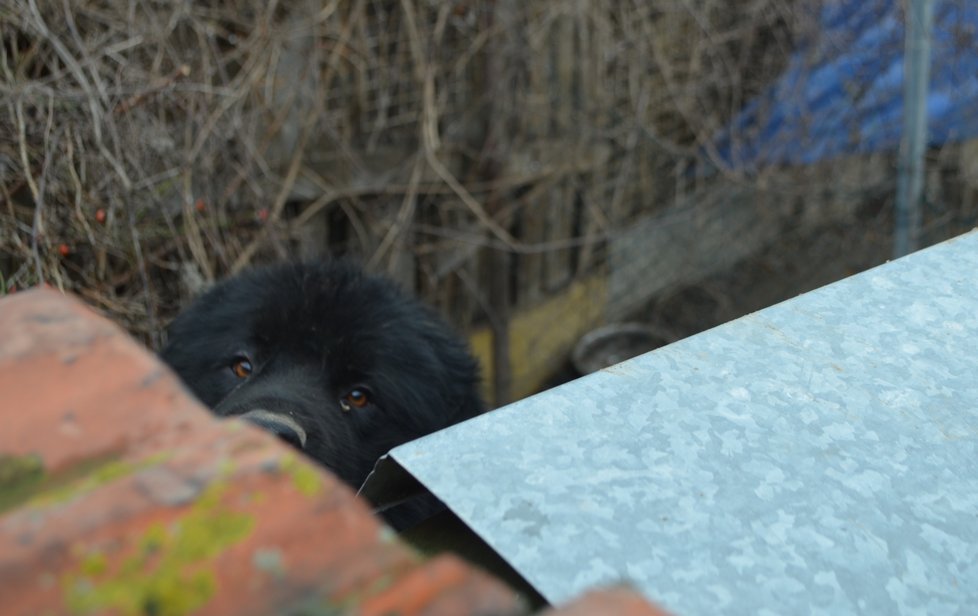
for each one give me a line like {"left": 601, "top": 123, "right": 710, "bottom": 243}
{"left": 238, "top": 409, "right": 307, "bottom": 449}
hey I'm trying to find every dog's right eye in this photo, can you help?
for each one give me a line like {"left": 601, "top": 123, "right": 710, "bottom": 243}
{"left": 230, "top": 357, "right": 253, "bottom": 379}
{"left": 339, "top": 387, "right": 371, "bottom": 412}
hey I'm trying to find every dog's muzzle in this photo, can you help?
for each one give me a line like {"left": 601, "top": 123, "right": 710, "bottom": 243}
{"left": 239, "top": 409, "right": 307, "bottom": 450}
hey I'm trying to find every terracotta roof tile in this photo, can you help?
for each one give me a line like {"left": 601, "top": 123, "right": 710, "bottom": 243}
{"left": 0, "top": 288, "right": 666, "bottom": 616}
{"left": 541, "top": 587, "right": 672, "bottom": 616}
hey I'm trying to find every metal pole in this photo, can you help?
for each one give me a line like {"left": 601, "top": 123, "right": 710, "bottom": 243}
{"left": 894, "top": 0, "right": 935, "bottom": 258}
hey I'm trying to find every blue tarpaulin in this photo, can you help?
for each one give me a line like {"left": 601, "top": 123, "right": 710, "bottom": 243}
{"left": 714, "top": 0, "right": 978, "bottom": 170}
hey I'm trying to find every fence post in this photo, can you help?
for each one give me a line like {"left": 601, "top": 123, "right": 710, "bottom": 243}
{"left": 894, "top": 0, "right": 935, "bottom": 258}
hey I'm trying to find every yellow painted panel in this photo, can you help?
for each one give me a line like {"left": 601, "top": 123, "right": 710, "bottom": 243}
{"left": 467, "top": 275, "right": 608, "bottom": 406}
{"left": 467, "top": 326, "right": 495, "bottom": 404}
{"left": 508, "top": 275, "right": 606, "bottom": 400}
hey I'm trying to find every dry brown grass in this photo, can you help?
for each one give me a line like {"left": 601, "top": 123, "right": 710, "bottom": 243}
{"left": 1, "top": 0, "right": 803, "bottom": 347}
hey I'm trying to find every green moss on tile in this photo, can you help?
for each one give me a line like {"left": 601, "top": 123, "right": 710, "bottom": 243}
{"left": 0, "top": 451, "right": 180, "bottom": 515}
{"left": 65, "top": 481, "right": 255, "bottom": 616}
{"left": 79, "top": 553, "right": 107, "bottom": 577}
{"left": 279, "top": 454, "right": 323, "bottom": 497}
{"left": 29, "top": 452, "right": 170, "bottom": 510}
{"left": 0, "top": 453, "right": 45, "bottom": 513}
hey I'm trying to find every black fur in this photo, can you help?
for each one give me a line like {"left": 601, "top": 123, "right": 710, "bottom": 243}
{"left": 161, "top": 261, "right": 484, "bottom": 524}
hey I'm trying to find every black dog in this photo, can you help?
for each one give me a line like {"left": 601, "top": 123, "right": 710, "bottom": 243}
{"left": 161, "top": 260, "right": 484, "bottom": 525}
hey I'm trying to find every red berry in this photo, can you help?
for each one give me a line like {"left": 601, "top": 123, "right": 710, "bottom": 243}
{"left": 95, "top": 208, "right": 107, "bottom": 224}
{"left": 195, "top": 198, "right": 206, "bottom": 213}
{"left": 58, "top": 243, "right": 70, "bottom": 257}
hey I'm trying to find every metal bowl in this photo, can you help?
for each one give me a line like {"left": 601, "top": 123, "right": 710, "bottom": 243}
{"left": 571, "top": 322, "right": 671, "bottom": 375}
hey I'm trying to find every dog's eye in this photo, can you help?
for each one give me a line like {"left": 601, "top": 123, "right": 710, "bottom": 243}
{"left": 230, "top": 357, "right": 253, "bottom": 379}
{"left": 339, "top": 388, "right": 370, "bottom": 412}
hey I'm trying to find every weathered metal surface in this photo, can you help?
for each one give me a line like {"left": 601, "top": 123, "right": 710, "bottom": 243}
{"left": 376, "top": 230, "right": 978, "bottom": 615}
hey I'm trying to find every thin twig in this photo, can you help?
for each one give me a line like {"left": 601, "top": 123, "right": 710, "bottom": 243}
{"left": 368, "top": 154, "right": 424, "bottom": 269}
{"left": 231, "top": 104, "right": 320, "bottom": 273}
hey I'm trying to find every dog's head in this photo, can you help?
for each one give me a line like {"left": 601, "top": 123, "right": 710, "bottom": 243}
{"left": 161, "top": 261, "right": 483, "bottom": 488}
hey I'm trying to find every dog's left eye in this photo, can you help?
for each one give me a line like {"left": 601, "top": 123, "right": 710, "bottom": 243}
{"left": 230, "top": 357, "right": 253, "bottom": 379}
{"left": 340, "top": 388, "right": 370, "bottom": 412}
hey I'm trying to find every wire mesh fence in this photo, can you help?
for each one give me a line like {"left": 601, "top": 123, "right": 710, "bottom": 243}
{"left": 3, "top": 0, "right": 977, "bottom": 405}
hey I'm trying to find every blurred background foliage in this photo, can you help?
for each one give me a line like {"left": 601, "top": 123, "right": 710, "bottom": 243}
{"left": 2, "top": 0, "right": 976, "bottom": 404}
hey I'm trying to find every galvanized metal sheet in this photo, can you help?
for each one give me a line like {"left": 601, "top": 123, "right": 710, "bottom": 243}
{"left": 380, "top": 230, "right": 978, "bottom": 614}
